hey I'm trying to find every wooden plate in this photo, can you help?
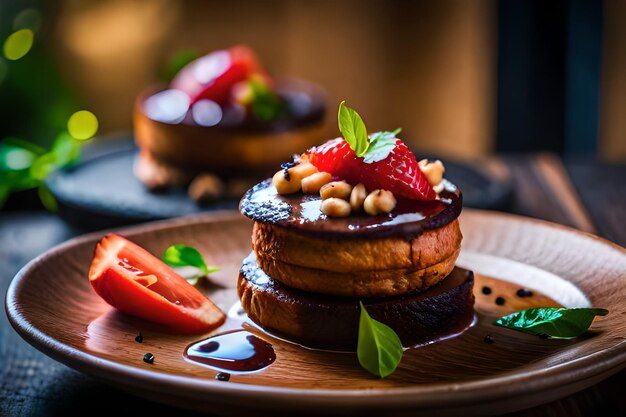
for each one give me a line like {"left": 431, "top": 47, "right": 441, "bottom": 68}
{"left": 5, "top": 210, "right": 626, "bottom": 416}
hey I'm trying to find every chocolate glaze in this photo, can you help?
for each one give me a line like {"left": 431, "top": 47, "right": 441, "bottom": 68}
{"left": 239, "top": 179, "right": 463, "bottom": 240}
{"left": 139, "top": 79, "right": 325, "bottom": 134}
{"left": 238, "top": 252, "right": 475, "bottom": 350}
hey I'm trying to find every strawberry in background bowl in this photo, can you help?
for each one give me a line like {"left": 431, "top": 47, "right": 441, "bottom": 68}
{"left": 133, "top": 45, "right": 326, "bottom": 203}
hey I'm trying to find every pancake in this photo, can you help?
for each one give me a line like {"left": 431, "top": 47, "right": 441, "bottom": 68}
{"left": 240, "top": 179, "right": 463, "bottom": 296}
{"left": 238, "top": 252, "right": 475, "bottom": 350}
{"left": 255, "top": 247, "right": 459, "bottom": 297}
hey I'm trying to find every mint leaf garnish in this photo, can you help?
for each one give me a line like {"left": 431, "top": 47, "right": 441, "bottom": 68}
{"left": 495, "top": 307, "right": 608, "bottom": 339}
{"left": 357, "top": 301, "right": 403, "bottom": 378}
{"left": 363, "top": 128, "right": 401, "bottom": 163}
{"left": 337, "top": 101, "right": 401, "bottom": 163}
{"left": 338, "top": 101, "right": 369, "bottom": 157}
{"left": 162, "top": 244, "right": 220, "bottom": 285}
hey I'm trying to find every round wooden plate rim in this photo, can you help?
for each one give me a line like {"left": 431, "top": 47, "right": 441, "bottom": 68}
{"left": 5, "top": 209, "right": 626, "bottom": 410}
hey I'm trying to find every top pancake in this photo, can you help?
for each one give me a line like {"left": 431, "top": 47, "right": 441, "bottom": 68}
{"left": 240, "top": 178, "right": 463, "bottom": 240}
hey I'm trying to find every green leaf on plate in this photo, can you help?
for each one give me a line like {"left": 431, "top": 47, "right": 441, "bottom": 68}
{"left": 495, "top": 307, "right": 608, "bottom": 339}
{"left": 357, "top": 301, "right": 403, "bottom": 378}
{"left": 338, "top": 101, "right": 369, "bottom": 157}
{"left": 162, "top": 244, "right": 220, "bottom": 280}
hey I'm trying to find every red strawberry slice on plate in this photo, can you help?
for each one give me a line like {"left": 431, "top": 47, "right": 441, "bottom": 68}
{"left": 305, "top": 138, "right": 437, "bottom": 201}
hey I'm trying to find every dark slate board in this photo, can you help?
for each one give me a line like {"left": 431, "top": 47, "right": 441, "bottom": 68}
{"left": 45, "top": 138, "right": 513, "bottom": 228}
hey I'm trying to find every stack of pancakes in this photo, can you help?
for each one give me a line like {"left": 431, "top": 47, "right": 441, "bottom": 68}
{"left": 238, "top": 179, "right": 475, "bottom": 349}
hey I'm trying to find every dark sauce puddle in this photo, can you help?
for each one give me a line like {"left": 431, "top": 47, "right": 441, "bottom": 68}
{"left": 184, "top": 329, "right": 276, "bottom": 373}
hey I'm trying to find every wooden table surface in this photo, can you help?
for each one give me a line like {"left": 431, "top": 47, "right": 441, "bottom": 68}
{"left": 1, "top": 154, "right": 625, "bottom": 417}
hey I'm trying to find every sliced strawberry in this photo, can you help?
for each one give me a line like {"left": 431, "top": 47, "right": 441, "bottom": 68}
{"left": 171, "top": 45, "right": 266, "bottom": 105}
{"left": 305, "top": 138, "right": 437, "bottom": 201}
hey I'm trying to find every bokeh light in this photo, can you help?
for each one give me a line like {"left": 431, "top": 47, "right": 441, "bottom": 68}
{"left": 191, "top": 99, "right": 222, "bottom": 126}
{"left": 13, "top": 9, "right": 42, "bottom": 33}
{"left": 144, "top": 89, "right": 189, "bottom": 124}
{"left": 3, "top": 29, "right": 34, "bottom": 61}
{"left": 67, "top": 110, "right": 99, "bottom": 140}
{"left": 4, "top": 147, "right": 35, "bottom": 170}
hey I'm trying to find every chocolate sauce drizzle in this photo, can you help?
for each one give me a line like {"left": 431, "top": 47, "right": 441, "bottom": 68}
{"left": 239, "top": 179, "right": 463, "bottom": 240}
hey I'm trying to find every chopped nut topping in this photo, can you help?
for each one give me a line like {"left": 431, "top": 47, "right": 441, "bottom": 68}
{"left": 418, "top": 159, "right": 445, "bottom": 192}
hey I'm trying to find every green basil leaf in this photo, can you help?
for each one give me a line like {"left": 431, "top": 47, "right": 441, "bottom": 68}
{"left": 495, "top": 307, "right": 608, "bottom": 339}
{"left": 162, "top": 244, "right": 220, "bottom": 276}
{"left": 338, "top": 101, "right": 369, "bottom": 157}
{"left": 357, "top": 301, "right": 403, "bottom": 378}
{"left": 362, "top": 128, "right": 401, "bottom": 164}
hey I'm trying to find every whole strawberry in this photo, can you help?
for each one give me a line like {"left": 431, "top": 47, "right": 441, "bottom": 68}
{"left": 305, "top": 102, "right": 436, "bottom": 201}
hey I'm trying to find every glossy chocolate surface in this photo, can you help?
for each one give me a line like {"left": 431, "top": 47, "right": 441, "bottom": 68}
{"left": 240, "top": 179, "right": 462, "bottom": 239}
{"left": 184, "top": 329, "right": 276, "bottom": 372}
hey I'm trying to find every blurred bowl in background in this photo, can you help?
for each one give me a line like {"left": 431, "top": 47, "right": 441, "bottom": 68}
{"left": 133, "top": 78, "right": 326, "bottom": 188}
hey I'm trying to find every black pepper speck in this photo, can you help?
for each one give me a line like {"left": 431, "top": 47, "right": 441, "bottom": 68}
{"left": 484, "top": 335, "right": 495, "bottom": 344}
{"left": 495, "top": 296, "right": 506, "bottom": 306}
{"left": 516, "top": 288, "right": 534, "bottom": 298}
{"left": 216, "top": 372, "right": 231, "bottom": 381}
{"left": 135, "top": 332, "right": 143, "bottom": 343}
{"left": 281, "top": 161, "right": 296, "bottom": 181}
{"left": 143, "top": 353, "right": 154, "bottom": 364}
{"left": 481, "top": 286, "right": 492, "bottom": 295}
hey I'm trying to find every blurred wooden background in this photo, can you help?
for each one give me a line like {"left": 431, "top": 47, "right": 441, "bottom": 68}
{"left": 45, "top": 0, "right": 624, "bottom": 160}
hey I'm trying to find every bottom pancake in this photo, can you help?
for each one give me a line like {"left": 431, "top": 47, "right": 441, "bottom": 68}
{"left": 237, "top": 252, "right": 475, "bottom": 350}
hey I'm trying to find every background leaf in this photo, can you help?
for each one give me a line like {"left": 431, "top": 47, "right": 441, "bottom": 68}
{"left": 162, "top": 49, "right": 200, "bottom": 82}
{"left": 37, "top": 184, "right": 57, "bottom": 212}
{"left": 357, "top": 301, "right": 403, "bottom": 378}
{"left": 51, "top": 132, "right": 81, "bottom": 167}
